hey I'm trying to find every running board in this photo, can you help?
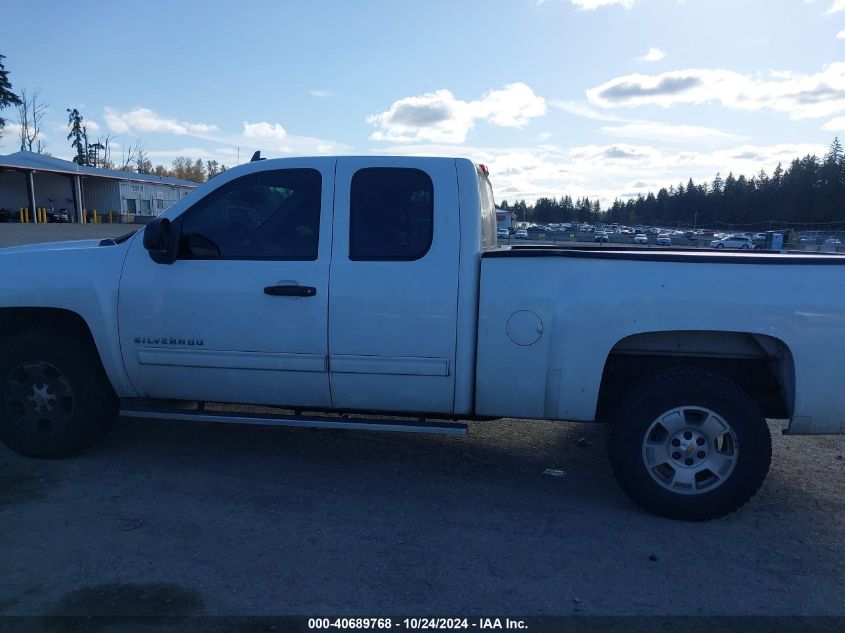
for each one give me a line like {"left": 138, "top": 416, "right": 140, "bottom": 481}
{"left": 119, "top": 405, "right": 468, "bottom": 435}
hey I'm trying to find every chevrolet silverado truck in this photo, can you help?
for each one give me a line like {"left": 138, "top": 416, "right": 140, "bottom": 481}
{"left": 2, "top": 156, "right": 844, "bottom": 521}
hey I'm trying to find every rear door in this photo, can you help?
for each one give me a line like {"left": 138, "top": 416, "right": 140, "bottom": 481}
{"left": 328, "top": 158, "right": 461, "bottom": 414}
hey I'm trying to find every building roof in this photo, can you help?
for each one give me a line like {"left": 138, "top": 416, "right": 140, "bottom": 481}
{"left": 0, "top": 151, "right": 199, "bottom": 188}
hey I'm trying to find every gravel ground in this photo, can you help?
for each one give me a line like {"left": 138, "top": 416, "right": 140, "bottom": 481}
{"left": 0, "top": 416, "right": 843, "bottom": 618}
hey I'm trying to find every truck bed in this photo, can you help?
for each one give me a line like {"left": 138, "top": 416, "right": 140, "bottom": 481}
{"left": 486, "top": 244, "right": 845, "bottom": 265}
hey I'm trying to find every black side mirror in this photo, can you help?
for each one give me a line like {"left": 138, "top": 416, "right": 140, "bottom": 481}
{"left": 143, "top": 218, "right": 176, "bottom": 264}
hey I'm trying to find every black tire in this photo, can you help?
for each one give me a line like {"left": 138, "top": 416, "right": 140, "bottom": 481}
{"left": 607, "top": 368, "right": 772, "bottom": 521}
{"left": 0, "top": 330, "right": 116, "bottom": 458}
{"left": 716, "top": 243, "right": 725, "bottom": 248}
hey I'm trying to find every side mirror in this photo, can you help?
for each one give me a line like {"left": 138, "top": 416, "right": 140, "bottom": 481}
{"left": 142, "top": 217, "right": 176, "bottom": 264}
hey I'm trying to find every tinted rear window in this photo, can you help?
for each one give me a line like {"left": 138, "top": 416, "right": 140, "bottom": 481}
{"left": 349, "top": 168, "right": 433, "bottom": 261}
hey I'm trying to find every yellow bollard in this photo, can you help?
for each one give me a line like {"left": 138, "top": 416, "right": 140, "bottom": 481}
{"left": 108, "top": 211, "right": 113, "bottom": 223}
{"left": 93, "top": 210, "right": 98, "bottom": 224}
{"left": 82, "top": 209, "right": 87, "bottom": 224}
{"left": 18, "top": 208, "right": 23, "bottom": 223}
{"left": 41, "top": 208, "right": 46, "bottom": 223}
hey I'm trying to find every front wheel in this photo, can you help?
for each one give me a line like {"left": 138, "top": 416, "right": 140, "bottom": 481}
{"left": 0, "top": 331, "right": 117, "bottom": 458}
{"left": 607, "top": 368, "right": 772, "bottom": 520}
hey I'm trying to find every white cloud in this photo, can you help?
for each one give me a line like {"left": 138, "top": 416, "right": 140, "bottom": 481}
{"left": 822, "top": 116, "right": 845, "bottom": 130}
{"left": 837, "top": 29, "right": 845, "bottom": 38}
{"left": 242, "top": 121, "right": 287, "bottom": 141}
{"left": 638, "top": 47, "right": 666, "bottom": 62}
{"left": 587, "top": 63, "right": 845, "bottom": 119}
{"left": 473, "top": 83, "right": 547, "bottom": 127}
{"left": 104, "top": 107, "right": 218, "bottom": 136}
{"left": 550, "top": 100, "right": 624, "bottom": 121}
{"left": 368, "top": 83, "right": 547, "bottom": 143}
{"left": 601, "top": 122, "right": 744, "bottom": 143}
{"left": 570, "top": 0, "right": 637, "bottom": 9}
{"left": 145, "top": 147, "right": 242, "bottom": 164}
{"left": 826, "top": 0, "right": 845, "bottom": 14}
{"left": 234, "top": 125, "right": 350, "bottom": 157}
{"left": 100, "top": 107, "right": 348, "bottom": 164}
{"left": 2, "top": 122, "right": 47, "bottom": 145}
{"left": 3, "top": 123, "right": 22, "bottom": 137}
{"left": 310, "top": 89, "right": 331, "bottom": 98}
{"left": 85, "top": 120, "right": 101, "bottom": 133}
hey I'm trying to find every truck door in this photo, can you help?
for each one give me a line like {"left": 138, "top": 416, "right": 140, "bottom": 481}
{"left": 329, "top": 158, "right": 460, "bottom": 414}
{"left": 118, "top": 159, "right": 335, "bottom": 408}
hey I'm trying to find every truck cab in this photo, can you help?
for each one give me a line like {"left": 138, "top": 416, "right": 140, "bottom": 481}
{"left": 121, "top": 157, "right": 494, "bottom": 415}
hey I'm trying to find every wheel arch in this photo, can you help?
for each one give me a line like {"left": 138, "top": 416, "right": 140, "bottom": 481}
{"left": 0, "top": 307, "right": 117, "bottom": 400}
{"left": 596, "top": 330, "right": 795, "bottom": 422}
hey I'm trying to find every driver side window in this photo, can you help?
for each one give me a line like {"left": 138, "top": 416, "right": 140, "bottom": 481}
{"left": 178, "top": 168, "right": 322, "bottom": 260}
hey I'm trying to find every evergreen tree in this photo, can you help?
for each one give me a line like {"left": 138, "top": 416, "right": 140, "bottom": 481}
{"left": 66, "top": 108, "right": 89, "bottom": 165}
{"left": 0, "top": 54, "right": 22, "bottom": 139}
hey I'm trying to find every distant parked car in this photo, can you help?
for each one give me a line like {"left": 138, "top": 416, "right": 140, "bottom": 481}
{"left": 595, "top": 231, "right": 610, "bottom": 243}
{"left": 497, "top": 227, "right": 510, "bottom": 240}
{"left": 824, "top": 238, "right": 842, "bottom": 245}
{"left": 710, "top": 235, "right": 755, "bottom": 249}
{"left": 633, "top": 234, "right": 649, "bottom": 245}
{"left": 0, "top": 208, "right": 16, "bottom": 223}
{"left": 656, "top": 234, "right": 672, "bottom": 246}
{"left": 47, "top": 208, "right": 70, "bottom": 223}
{"left": 514, "top": 228, "right": 528, "bottom": 239}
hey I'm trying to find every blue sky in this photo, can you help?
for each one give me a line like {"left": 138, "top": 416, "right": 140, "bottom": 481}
{"left": 2, "top": 0, "right": 845, "bottom": 203}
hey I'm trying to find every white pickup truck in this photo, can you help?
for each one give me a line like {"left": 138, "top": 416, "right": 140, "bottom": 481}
{"left": 2, "top": 156, "right": 844, "bottom": 520}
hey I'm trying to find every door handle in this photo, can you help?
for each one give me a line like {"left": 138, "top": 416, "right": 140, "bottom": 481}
{"left": 264, "top": 285, "right": 317, "bottom": 297}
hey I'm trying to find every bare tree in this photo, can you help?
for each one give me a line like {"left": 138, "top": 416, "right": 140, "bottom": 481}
{"left": 17, "top": 89, "right": 48, "bottom": 153}
{"left": 136, "top": 146, "right": 152, "bottom": 174}
{"left": 119, "top": 139, "right": 143, "bottom": 171}
{"left": 96, "top": 133, "right": 115, "bottom": 169}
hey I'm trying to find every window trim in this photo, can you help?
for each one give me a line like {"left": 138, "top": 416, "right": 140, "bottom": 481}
{"left": 348, "top": 167, "right": 434, "bottom": 262}
{"left": 175, "top": 168, "right": 323, "bottom": 262}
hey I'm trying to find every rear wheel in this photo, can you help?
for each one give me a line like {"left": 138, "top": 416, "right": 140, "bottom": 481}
{"left": 607, "top": 368, "right": 772, "bottom": 520}
{"left": 0, "top": 331, "right": 116, "bottom": 458}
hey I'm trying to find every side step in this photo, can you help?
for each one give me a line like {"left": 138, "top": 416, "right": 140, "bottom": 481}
{"left": 119, "top": 405, "right": 468, "bottom": 435}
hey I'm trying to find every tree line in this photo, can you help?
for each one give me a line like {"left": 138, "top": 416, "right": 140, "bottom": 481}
{"left": 504, "top": 140, "right": 845, "bottom": 230}
{"left": 0, "top": 54, "right": 227, "bottom": 183}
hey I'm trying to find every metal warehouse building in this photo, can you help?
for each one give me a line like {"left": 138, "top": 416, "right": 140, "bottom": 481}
{"left": 0, "top": 151, "right": 197, "bottom": 223}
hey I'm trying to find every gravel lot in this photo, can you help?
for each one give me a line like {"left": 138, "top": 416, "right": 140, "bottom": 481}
{"left": 1, "top": 416, "right": 843, "bottom": 618}
{"left": 1, "top": 224, "right": 844, "bottom": 620}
